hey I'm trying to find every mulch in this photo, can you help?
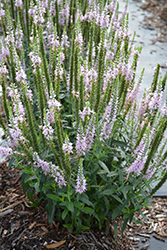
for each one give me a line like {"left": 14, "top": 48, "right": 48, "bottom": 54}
{"left": 139, "top": 0, "right": 167, "bottom": 44}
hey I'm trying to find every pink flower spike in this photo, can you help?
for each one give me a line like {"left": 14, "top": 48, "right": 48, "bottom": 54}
{"left": 75, "top": 159, "right": 87, "bottom": 194}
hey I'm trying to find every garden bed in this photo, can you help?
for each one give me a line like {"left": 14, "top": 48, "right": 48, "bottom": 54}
{"left": 0, "top": 160, "right": 133, "bottom": 250}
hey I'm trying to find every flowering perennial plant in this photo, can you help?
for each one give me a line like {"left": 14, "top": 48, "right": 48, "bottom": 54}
{"left": 0, "top": 0, "right": 167, "bottom": 233}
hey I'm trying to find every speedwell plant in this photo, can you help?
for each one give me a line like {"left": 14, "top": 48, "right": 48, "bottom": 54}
{"left": 0, "top": 0, "right": 167, "bottom": 234}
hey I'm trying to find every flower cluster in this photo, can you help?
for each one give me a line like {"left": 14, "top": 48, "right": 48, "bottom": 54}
{"left": 127, "top": 136, "right": 149, "bottom": 176}
{"left": 75, "top": 159, "right": 87, "bottom": 194}
{"left": 100, "top": 96, "right": 118, "bottom": 141}
{"left": 0, "top": 146, "right": 13, "bottom": 158}
{"left": 33, "top": 153, "right": 66, "bottom": 187}
{"left": 62, "top": 136, "right": 73, "bottom": 154}
{"left": 76, "top": 116, "right": 95, "bottom": 156}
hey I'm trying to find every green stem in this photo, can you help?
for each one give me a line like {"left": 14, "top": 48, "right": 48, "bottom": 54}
{"left": 143, "top": 119, "right": 167, "bottom": 174}
{"left": 1, "top": 75, "right": 9, "bottom": 122}
{"left": 150, "top": 172, "right": 167, "bottom": 196}
{"left": 24, "top": 0, "right": 30, "bottom": 41}
{"left": 151, "top": 64, "right": 160, "bottom": 92}
{"left": 50, "top": 141, "right": 64, "bottom": 171}
{"left": 55, "top": 1, "right": 59, "bottom": 36}
{"left": 95, "top": 31, "right": 105, "bottom": 112}
{"left": 10, "top": 0, "right": 15, "bottom": 21}
{"left": 74, "top": 46, "right": 79, "bottom": 125}
{"left": 23, "top": 92, "right": 39, "bottom": 152}
{"left": 79, "top": 75, "right": 84, "bottom": 111}
{"left": 36, "top": 67, "right": 46, "bottom": 122}
{"left": 0, "top": 114, "right": 6, "bottom": 131}
{"left": 55, "top": 109, "right": 71, "bottom": 176}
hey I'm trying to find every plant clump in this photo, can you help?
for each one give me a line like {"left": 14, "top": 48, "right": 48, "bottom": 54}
{"left": 0, "top": 0, "right": 167, "bottom": 235}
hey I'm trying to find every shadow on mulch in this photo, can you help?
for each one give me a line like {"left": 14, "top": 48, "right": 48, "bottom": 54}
{"left": 0, "top": 160, "right": 132, "bottom": 250}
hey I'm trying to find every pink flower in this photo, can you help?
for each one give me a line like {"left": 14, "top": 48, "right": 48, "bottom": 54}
{"left": 33, "top": 153, "right": 66, "bottom": 187}
{"left": 75, "top": 160, "right": 87, "bottom": 194}
{"left": 0, "top": 146, "right": 13, "bottom": 158}
{"left": 15, "top": 0, "right": 22, "bottom": 8}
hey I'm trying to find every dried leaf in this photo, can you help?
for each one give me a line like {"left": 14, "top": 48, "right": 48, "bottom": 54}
{"left": 45, "top": 240, "right": 66, "bottom": 249}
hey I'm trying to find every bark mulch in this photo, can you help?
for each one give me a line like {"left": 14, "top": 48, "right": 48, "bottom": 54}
{"left": 140, "top": 0, "right": 167, "bottom": 44}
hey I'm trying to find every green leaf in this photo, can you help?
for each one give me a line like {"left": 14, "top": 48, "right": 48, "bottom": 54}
{"left": 73, "top": 201, "right": 83, "bottom": 207}
{"left": 7, "top": 157, "right": 15, "bottom": 171}
{"left": 122, "top": 218, "right": 128, "bottom": 234}
{"left": 46, "top": 199, "right": 55, "bottom": 224}
{"left": 112, "top": 198, "right": 130, "bottom": 220}
{"left": 21, "top": 169, "right": 34, "bottom": 175}
{"left": 81, "top": 207, "right": 94, "bottom": 214}
{"left": 121, "top": 187, "right": 127, "bottom": 200}
{"left": 118, "top": 168, "right": 123, "bottom": 182}
{"left": 104, "top": 196, "right": 110, "bottom": 215}
{"left": 62, "top": 209, "right": 69, "bottom": 220}
{"left": 27, "top": 187, "right": 34, "bottom": 202}
{"left": 79, "top": 195, "right": 94, "bottom": 208}
{"left": 107, "top": 172, "right": 118, "bottom": 177}
{"left": 34, "top": 182, "right": 40, "bottom": 193}
{"left": 111, "top": 194, "right": 123, "bottom": 204}
{"left": 60, "top": 201, "right": 68, "bottom": 206}
{"left": 81, "top": 225, "right": 89, "bottom": 230}
{"left": 132, "top": 218, "right": 143, "bottom": 225}
{"left": 100, "top": 188, "right": 114, "bottom": 196}
{"left": 139, "top": 210, "right": 148, "bottom": 225}
{"left": 46, "top": 194, "right": 63, "bottom": 202}
{"left": 98, "top": 160, "right": 110, "bottom": 173}
{"left": 63, "top": 223, "right": 73, "bottom": 232}
{"left": 58, "top": 192, "right": 69, "bottom": 198}
{"left": 25, "top": 175, "right": 37, "bottom": 183}
{"left": 67, "top": 202, "right": 74, "bottom": 213}
{"left": 111, "top": 139, "right": 128, "bottom": 148}
{"left": 21, "top": 173, "right": 29, "bottom": 195}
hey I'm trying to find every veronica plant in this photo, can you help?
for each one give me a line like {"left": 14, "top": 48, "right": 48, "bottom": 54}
{"left": 0, "top": 0, "right": 167, "bottom": 234}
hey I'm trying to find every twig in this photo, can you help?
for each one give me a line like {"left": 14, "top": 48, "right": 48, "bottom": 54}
{"left": 0, "top": 200, "right": 23, "bottom": 213}
{"left": 89, "top": 231, "right": 104, "bottom": 248}
{"left": 12, "top": 228, "right": 27, "bottom": 246}
{"left": 0, "top": 209, "right": 13, "bottom": 217}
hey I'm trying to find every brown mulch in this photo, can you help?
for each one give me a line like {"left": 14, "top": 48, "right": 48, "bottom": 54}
{"left": 1, "top": 160, "right": 167, "bottom": 250}
{"left": 140, "top": 0, "right": 167, "bottom": 44}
